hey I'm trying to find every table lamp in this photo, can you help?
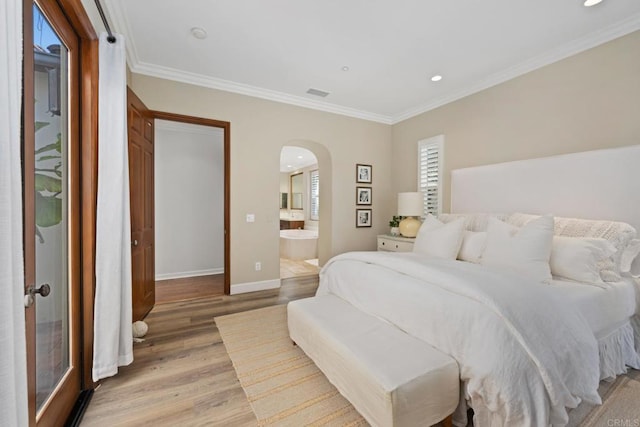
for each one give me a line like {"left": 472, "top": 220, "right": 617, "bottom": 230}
{"left": 397, "top": 192, "right": 424, "bottom": 237}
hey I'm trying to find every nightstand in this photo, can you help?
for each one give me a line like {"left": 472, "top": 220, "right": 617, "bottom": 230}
{"left": 377, "top": 235, "right": 415, "bottom": 252}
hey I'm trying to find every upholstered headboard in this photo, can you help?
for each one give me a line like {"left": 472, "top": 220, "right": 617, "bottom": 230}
{"left": 450, "top": 144, "right": 640, "bottom": 274}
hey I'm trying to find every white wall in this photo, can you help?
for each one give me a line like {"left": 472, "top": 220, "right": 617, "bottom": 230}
{"left": 301, "top": 164, "right": 319, "bottom": 230}
{"left": 154, "top": 120, "right": 225, "bottom": 280}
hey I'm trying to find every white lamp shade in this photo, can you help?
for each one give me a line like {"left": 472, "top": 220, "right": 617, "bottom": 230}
{"left": 397, "top": 192, "right": 424, "bottom": 217}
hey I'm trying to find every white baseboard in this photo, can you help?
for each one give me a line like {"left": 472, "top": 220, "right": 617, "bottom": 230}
{"left": 230, "top": 279, "right": 281, "bottom": 295}
{"left": 155, "top": 268, "right": 224, "bottom": 281}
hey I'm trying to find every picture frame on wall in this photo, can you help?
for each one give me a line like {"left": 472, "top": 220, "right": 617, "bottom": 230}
{"left": 356, "top": 164, "right": 372, "bottom": 184}
{"left": 356, "top": 209, "right": 372, "bottom": 228}
{"left": 356, "top": 187, "right": 372, "bottom": 206}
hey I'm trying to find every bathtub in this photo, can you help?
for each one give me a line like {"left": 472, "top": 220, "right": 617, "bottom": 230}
{"left": 280, "top": 229, "right": 318, "bottom": 260}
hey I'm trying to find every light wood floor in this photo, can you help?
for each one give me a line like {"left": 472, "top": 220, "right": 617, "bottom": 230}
{"left": 155, "top": 274, "right": 225, "bottom": 304}
{"left": 81, "top": 276, "right": 318, "bottom": 426}
{"left": 280, "top": 258, "right": 320, "bottom": 279}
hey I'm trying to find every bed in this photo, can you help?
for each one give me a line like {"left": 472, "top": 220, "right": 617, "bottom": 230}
{"left": 305, "top": 145, "right": 640, "bottom": 426}
{"left": 317, "top": 245, "right": 640, "bottom": 426}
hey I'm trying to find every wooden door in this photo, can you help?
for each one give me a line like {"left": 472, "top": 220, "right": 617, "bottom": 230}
{"left": 23, "top": 1, "right": 81, "bottom": 424}
{"left": 127, "top": 88, "right": 155, "bottom": 320}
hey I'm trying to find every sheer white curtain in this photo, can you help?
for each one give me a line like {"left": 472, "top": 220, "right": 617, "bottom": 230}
{"left": 0, "top": 0, "right": 28, "bottom": 424}
{"left": 93, "top": 32, "right": 133, "bottom": 381}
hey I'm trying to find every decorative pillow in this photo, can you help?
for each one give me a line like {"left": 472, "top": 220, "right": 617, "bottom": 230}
{"left": 482, "top": 216, "right": 554, "bottom": 283}
{"left": 439, "top": 213, "right": 508, "bottom": 232}
{"left": 507, "top": 212, "right": 636, "bottom": 278}
{"left": 413, "top": 215, "right": 465, "bottom": 260}
{"left": 620, "top": 239, "right": 640, "bottom": 273}
{"left": 550, "top": 236, "right": 617, "bottom": 284}
{"left": 458, "top": 231, "right": 487, "bottom": 264}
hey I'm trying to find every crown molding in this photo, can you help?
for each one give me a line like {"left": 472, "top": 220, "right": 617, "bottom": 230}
{"left": 129, "top": 61, "right": 393, "bottom": 124}
{"left": 104, "top": 0, "right": 391, "bottom": 123}
{"left": 103, "top": 0, "right": 639, "bottom": 127}
{"left": 391, "top": 13, "right": 640, "bottom": 124}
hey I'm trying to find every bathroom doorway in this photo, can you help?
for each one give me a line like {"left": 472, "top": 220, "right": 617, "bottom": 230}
{"left": 279, "top": 146, "right": 321, "bottom": 279}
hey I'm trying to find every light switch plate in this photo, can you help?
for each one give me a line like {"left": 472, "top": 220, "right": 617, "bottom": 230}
{"left": 246, "top": 214, "right": 255, "bottom": 223}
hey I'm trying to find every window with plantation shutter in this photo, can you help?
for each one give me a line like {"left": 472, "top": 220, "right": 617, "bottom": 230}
{"left": 310, "top": 169, "right": 320, "bottom": 220}
{"left": 417, "top": 136, "right": 444, "bottom": 217}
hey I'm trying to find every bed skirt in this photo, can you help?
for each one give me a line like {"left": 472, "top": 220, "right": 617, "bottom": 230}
{"left": 454, "top": 319, "right": 640, "bottom": 426}
{"left": 598, "top": 320, "right": 640, "bottom": 380}
{"left": 633, "top": 315, "right": 640, "bottom": 354}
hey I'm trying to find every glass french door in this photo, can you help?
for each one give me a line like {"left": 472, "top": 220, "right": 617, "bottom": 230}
{"left": 23, "top": 0, "right": 81, "bottom": 425}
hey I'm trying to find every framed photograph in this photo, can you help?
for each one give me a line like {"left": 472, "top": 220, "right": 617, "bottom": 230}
{"left": 356, "top": 209, "right": 372, "bottom": 228}
{"left": 356, "top": 164, "right": 372, "bottom": 184}
{"left": 356, "top": 187, "right": 372, "bottom": 205}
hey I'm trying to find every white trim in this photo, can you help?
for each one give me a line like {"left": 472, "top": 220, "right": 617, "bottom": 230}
{"left": 130, "top": 61, "right": 393, "bottom": 124}
{"left": 417, "top": 135, "right": 444, "bottom": 216}
{"left": 392, "top": 13, "right": 640, "bottom": 124}
{"left": 230, "top": 279, "right": 281, "bottom": 295}
{"left": 105, "top": 0, "right": 640, "bottom": 126}
{"left": 155, "top": 268, "right": 224, "bottom": 281}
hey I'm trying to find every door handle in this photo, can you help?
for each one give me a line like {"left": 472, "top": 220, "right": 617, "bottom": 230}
{"left": 24, "top": 283, "right": 51, "bottom": 307}
{"left": 132, "top": 239, "right": 138, "bottom": 246}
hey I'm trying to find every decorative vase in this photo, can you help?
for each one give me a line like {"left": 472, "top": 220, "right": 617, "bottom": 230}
{"left": 390, "top": 227, "right": 400, "bottom": 236}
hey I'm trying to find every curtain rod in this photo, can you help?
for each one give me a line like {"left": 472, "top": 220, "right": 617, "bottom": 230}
{"left": 94, "top": 0, "right": 116, "bottom": 43}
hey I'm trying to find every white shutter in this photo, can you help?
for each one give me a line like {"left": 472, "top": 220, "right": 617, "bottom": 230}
{"left": 417, "top": 136, "right": 444, "bottom": 216}
{"left": 310, "top": 169, "right": 320, "bottom": 220}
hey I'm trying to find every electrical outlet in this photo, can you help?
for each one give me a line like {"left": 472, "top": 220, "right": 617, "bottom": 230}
{"left": 255, "top": 262, "right": 261, "bottom": 271}
{"left": 246, "top": 214, "right": 255, "bottom": 223}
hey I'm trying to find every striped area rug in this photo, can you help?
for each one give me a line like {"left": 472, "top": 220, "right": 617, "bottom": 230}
{"left": 216, "top": 304, "right": 640, "bottom": 427}
{"left": 215, "top": 305, "right": 367, "bottom": 426}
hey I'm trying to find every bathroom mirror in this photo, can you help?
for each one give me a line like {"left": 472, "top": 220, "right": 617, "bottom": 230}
{"left": 279, "top": 192, "right": 288, "bottom": 209}
{"left": 291, "top": 173, "right": 303, "bottom": 210}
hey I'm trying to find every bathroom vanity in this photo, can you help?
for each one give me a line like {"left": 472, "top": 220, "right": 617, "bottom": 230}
{"left": 280, "top": 219, "right": 305, "bottom": 230}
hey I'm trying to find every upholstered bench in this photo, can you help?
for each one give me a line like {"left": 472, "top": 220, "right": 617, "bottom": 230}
{"left": 288, "top": 295, "right": 459, "bottom": 427}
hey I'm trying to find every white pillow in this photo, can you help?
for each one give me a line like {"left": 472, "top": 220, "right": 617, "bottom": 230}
{"left": 458, "top": 231, "right": 487, "bottom": 263}
{"left": 620, "top": 239, "right": 640, "bottom": 273}
{"left": 481, "top": 216, "right": 554, "bottom": 283}
{"left": 413, "top": 215, "right": 465, "bottom": 259}
{"left": 550, "top": 236, "right": 617, "bottom": 284}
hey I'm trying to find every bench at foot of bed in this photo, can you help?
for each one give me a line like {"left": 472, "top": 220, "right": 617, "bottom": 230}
{"left": 288, "top": 294, "right": 459, "bottom": 427}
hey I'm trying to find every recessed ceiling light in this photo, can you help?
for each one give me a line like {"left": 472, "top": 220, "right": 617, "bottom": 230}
{"left": 287, "top": 165, "right": 293, "bottom": 168}
{"left": 584, "top": 0, "right": 603, "bottom": 6}
{"left": 190, "top": 27, "right": 207, "bottom": 40}
{"left": 342, "top": 66, "right": 350, "bottom": 72}
{"left": 431, "top": 75, "right": 443, "bottom": 82}
{"left": 297, "top": 155, "right": 303, "bottom": 159}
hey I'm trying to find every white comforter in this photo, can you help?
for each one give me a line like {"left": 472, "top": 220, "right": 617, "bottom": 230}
{"left": 317, "top": 252, "right": 601, "bottom": 427}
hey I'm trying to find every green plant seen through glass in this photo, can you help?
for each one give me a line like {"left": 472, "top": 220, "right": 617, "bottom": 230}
{"left": 34, "top": 120, "right": 62, "bottom": 243}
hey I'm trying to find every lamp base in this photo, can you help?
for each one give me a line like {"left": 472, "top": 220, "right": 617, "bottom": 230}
{"left": 399, "top": 216, "right": 422, "bottom": 238}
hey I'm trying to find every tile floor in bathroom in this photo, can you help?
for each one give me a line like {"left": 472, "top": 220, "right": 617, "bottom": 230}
{"left": 280, "top": 258, "right": 320, "bottom": 279}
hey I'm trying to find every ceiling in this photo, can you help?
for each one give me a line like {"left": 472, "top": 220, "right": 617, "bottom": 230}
{"left": 280, "top": 147, "right": 318, "bottom": 173}
{"left": 99, "top": 0, "right": 640, "bottom": 124}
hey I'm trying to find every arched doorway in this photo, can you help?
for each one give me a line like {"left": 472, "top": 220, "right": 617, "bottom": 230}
{"left": 279, "top": 146, "right": 320, "bottom": 278}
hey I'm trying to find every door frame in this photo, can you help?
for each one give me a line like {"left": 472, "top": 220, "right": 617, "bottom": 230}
{"left": 151, "top": 111, "right": 231, "bottom": 294}
{"left": 22, "top": 0, "right": 98, "bottom": 424}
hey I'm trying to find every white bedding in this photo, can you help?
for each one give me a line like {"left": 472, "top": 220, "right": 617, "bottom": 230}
{"left": 551, "top": 277, "right": 637, "bottom": 338}
{"left": 317, "top": 252, "right": 606, "bottom": 427}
